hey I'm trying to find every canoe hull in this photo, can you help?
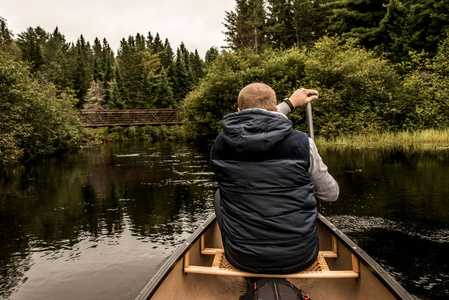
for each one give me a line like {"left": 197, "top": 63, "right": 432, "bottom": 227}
{"left": 136, "top": 214, "right": 413, "bottom": 300}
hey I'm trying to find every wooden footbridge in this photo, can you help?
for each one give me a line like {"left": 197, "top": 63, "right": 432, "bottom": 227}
{"left": 79, "top": 109, "right": 184, "bottom": 127}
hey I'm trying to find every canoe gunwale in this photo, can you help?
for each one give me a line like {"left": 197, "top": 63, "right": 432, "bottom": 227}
{"left": 135, "top": 213, "right": 216, "bottom": 300}
{"left": 317, "top": 214, "right": 414, "bottom": 300}
{"left": 135, "top": 213, "right": 414, "bottom": 300}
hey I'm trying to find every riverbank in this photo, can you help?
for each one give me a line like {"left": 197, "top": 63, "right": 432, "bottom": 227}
{"left": 315, "top": 128, "right": 449, "bottom": 150}
{"left": 87, "top": 126, "right": 449, "bottom": 151}
{"left": 85, "top": 125, "right": 186, "bottom": 143}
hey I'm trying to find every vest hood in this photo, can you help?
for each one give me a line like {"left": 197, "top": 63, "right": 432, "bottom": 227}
{"left": 221, "top": 109, "right": 293, "bottom": 153}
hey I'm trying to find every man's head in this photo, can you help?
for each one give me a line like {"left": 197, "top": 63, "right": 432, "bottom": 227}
{"left": 238, "top": 83, "right": 277, "bottom": 111}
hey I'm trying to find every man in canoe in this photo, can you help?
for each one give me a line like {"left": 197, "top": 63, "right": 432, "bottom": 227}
{"left": 210, "top": 83, "right": 339, "bottom": 274}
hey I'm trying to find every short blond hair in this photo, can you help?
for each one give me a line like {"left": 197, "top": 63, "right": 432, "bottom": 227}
{"left": 238, "top": 83, "right": 277, "bottom": 111}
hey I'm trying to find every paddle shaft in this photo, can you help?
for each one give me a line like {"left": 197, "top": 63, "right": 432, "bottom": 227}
{"left": 305, "top": 95, "right": 320, "bottom": 211}
{"left": 305, "top": 103, "right": 314, "bottom": 140}
{"left": 305, "top": 93, "right": 315, "bottom": 141}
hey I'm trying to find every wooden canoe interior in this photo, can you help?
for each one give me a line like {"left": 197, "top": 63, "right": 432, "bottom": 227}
{"left": 150, "top": 220, "right": 397, "bottom": 300}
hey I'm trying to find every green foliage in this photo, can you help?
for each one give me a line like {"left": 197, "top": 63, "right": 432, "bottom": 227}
{"left": 0, "top": 50, "right": 85, "bottom": 163}
{"left": 326, "top": 0, "right": 388, "bottom": 48}
{"left": 302, "top": 37, "right": 399, "bottom": 137}
{"left": 223, "top": 0, "right": 267, "bottom": 54}
{"left": 183, "top": 35, "right": 449, "bottom": 140}
{"left": 182, "top": 48, "right": 307, "bottom": 139}
{"left": 224, "top": 0, "right": 449, "bottom": 64}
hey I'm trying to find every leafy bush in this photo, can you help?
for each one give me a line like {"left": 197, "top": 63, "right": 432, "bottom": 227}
{"left": 302, "top": 37, "right": 400, "bottom": 138}
{"left": 182, "top": 48, "right": 308, "bottom": 139}
{"left": 183, "top": 37, "right": 401, "bottom": 139}
{"left": 0, "top": 50, "right": 85, "bottom": 163}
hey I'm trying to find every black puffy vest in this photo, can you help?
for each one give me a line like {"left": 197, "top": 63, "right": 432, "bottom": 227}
{"left": 210, "top": 109, "right": 318, "bottom": 274}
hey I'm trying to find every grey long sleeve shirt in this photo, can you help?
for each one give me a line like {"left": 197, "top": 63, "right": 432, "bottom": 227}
{"left": 277, "top": 102, "right": 339, "bottom": 202}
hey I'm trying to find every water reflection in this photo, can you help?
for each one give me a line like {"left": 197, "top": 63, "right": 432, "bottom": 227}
{"left": 320, "top": 147, "right": 449, "bottom": 226}
{"left": 0, "top": 143, "right": 448, "bottom": 299}
{"left": 0, "top": 142, "right": 216, "bottom": 300}
{"left": 319, "top": 147, "right": 449, "bottom": 299}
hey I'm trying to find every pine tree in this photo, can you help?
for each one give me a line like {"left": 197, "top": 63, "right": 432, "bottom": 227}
{"left": 150, "top": 33, "right": 164, "bottom": 54}
{"left": 172, "top": 47, "right": 191, "bottom": 102}
{"left": 101, "top": 38, "right": 114, "bottom": 106}
{"left": 40, "top": 27, "right": 71, "bottom": 89}
{"left": 179, "top": 42, "right": 194, "bottom": 87}
{"left": 327, "top": 0, "right": 389, "bottom": 48}
{"left": 92, "top": 38, "right": 103, "bottom": 82}
{"left": 69, "top": 35, "right": 93, "bottom": 108}
{"left": 16, "top": 27, "right": 47, "bottom": 72}
{"left": 0, "top": 17, "right": 13, "bottom": 46}
{"left": 205, "top": 47, "right": 219, "bottom": 67}
{"left": 162, "top": 39, "right": 176, "bottom": 92}
{"left": 223, "top": 0, "right": 267, "bottom": 53}
{"left": 109, "top": 66, "right": 128, "bottom": 109}
{"left": 266, "top": 0, "right": 295, "bottom": 47}
{"left": 404, "top": 0, "right": 449, "bottom": 57}
{"left": 155, "top": 69, "right": 176, "bottom": 108}
{"left": 190, "top": 50, "right": 205, "bottom": 84}
{"left": 116, "top": 36, "right": 143, "bottom": 108}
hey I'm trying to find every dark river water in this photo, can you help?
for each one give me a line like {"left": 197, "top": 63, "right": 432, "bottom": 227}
{"left": 0, "top": 141, "right": 448, "bottom": 300}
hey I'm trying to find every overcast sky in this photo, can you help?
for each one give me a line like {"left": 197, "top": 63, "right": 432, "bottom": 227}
{"left": 2, "top": 0, "right": 236, "bottom": 57}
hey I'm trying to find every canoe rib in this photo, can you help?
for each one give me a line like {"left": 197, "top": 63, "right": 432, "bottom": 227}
{"left": 184, "top": 235, "right": 359, "bottom": 279}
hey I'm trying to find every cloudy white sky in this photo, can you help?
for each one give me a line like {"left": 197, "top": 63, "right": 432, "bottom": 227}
{"left": 2, "top": 0, "right": 236, "bottom": 57}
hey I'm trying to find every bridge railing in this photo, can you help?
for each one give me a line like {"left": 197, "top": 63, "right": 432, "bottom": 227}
{"left": 79, "top": 109, "right": 184, "bottom": 127}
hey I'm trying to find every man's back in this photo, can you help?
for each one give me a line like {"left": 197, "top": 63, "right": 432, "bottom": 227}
{"left": 210, "top": 109, "right": 319, "bottom": 274}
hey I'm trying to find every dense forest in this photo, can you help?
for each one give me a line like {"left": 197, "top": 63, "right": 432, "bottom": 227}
{"left": 2, "top": 0, "right": 449, "bottom": 163}
{"left": 186, "top": 0, "right": 449, "bottom": 139}
{"left": 0, "top": 15, "right": 217, "bottom": 163}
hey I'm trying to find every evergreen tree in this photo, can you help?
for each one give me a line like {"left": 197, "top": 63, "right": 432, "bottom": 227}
{"left": 155, "top": 69, "right": 176, "bottom": 108}
{"left": 0, "top": 17, "right": 13, "bottom": 45}
{"left": 136, "top": 33, "right": 146, "bottom": 51}
{"left": 69, "top": 35, "right": 93, "bottom": 108}
{"left": 179, "top": 42, "right": 194, "bottom": 87}
{"left": 205, "top": 47, "right": 219, "bottom": 67}
{"left": 101, "top": 38, "right": 114, "bottom": 106}
{"left": 223, "top": 0, "right": 267, "bottom": 53}
{"left": 373, "top": 0, "right": 449, "bottom": 62}
{"left": 92, "top": 37, "right": 103, "bottom": 82}
{"left": 16, "top": 27, "right": 47, "bottom": 72}
{"left": 116, "top": 36, "right": 143, "bottom": 108}
{"left": 326, "top": 0, "right": 389, "bottom": 48}
{"left": 190, "top": 50, "right": 205, "bottom": 84}
{"left": 376, "top": 0, "right": 409, "bottom": 62}
{"left": 150, "top": 33, "right": 164, "bottom": 54}
{"left": 266, "top": 0, "right": 295, "bottom": 47}
{"left": 109, "top": 66, "right": 128, "bottom": 109}
{"left": 173, "top": 47, "right": 192, "bottom": 102}
{"left": 161, "top": 39, "right": 175, "bottom": 69}
{"left": 40, "top": 27, "right": 71, "bottom": 90}
{"left": 90, "top": 37, "right": 115, "bottom": 106}
{"left": 403, "top": 0, "right": 449, "bottom": 57}
{"left": 1, "top": 48, "right": 84, "bottom": 163}
{"left": 162, "top": 39, "right": 176, "bottom": 92}
{"left": 139, "top": 48, "right": 162, "bottom": 108}
{"left": 292, "top": 0, "right": 333, "bottom": 46}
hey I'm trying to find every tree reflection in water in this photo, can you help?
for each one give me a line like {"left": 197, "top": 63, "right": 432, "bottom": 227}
{"left": 0, "top": 142, "right": 448, "bottom": 299}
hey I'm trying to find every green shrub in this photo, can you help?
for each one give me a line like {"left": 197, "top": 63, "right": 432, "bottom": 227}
{"left": 182, "top": 48, "right": 308, "bottom": 139}
{"left": 301, "top": 37, "right": 399, "bottom": 138}
{"left": 182, "top": 38, "right": 402, "bottom": 140}
{"left": 0, "top": 50, "right": 85, "bottom": 163}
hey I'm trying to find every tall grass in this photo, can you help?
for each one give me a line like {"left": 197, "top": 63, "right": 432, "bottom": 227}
{"left": 315, "top": 128, "right": 449, "bottom": 150}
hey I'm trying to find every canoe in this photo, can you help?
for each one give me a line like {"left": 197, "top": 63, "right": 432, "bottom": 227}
{"left": 135, "top": 213, "right": 414, "bottom": 300}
